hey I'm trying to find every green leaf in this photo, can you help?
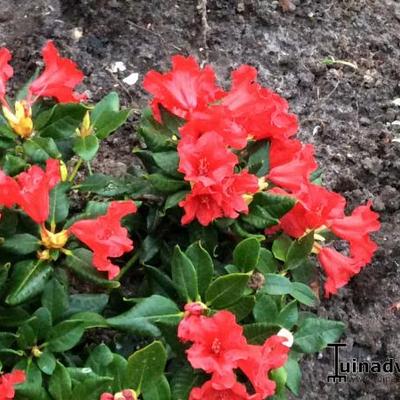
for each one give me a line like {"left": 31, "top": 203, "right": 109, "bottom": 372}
{"left": 6, "top": 260, "right": 52, "bottom": 306}
{"left": 248, "top": 140, "right": 270, "bottom": 176}
{"left": 171, "top": 245, "right": 198, "bottom": 302}
{"left": 2, "top": 154, "right": 26, "bottom": 175}
{"left": 233, "top": 237, "right": 261, "bottom": 272}
{"left": 285, "top": 358, "right": 301, "bottom": 396}
{"left": 23, "top": 137, "right": 61, "bottom": 163}
{"left": 91, "top": 92, "right": 131, "bottom": 140}
{"left": 63, "top": 248, "right": 120, "bottom": 289}
{"left": 272, "top": 235, "right": 293, "bottom": 262}
{"left": 47, "top": 321, "right": 85, "bottom": 352}
{"left": 1, "top": 233, "right": 40, "bottom": 255}
{"left": 127, "top": 341, "right": 167, "bottom": 394}
{"left": 75, "top": 174, "right": 134, "bottom": 196}
{"left": 143, "top": 375, "right": 171, "bottom": 400}
{"left": 253, "top": 294, "right": 279, "bottom": 323}
{"left": 290, "top": 282, "right": 317, "bottom": 306}
{"left": 0, "top": 263, "right": 10, "bottom": 295}
{"left": 37, "top": 103, "right": 88, "bottom": 139}
{"left": 185, "top": 242, "right": 214, "bottom": 298}
{"left": 145, "top": 265, "right": 177, "bottom": 299}
{"left": 277, "top": 300, "right": 298, "bottom": 330}
{"left": 15, "top": 360, "right": 42, "bottom": 399}
{"left": 263, "top": 273, "right": 292, "bottom": 295}
{"left": 42, "top": 278, "right": 69, "bottom": 321}
{"left": 205, "top": 273, "right": 250, "bottom": 309}
{"left": 243, "top": 322, "right": 279, "bottom": 344}
{"left": 164, "top": 190, "right": 189, "bottom": 211}
{"left": 294, "top": 318, "right": 345, "bottom": 353}
{"left": 67, "top": 311, "right": 109, "bottom": 329}
{"left": 107, "top": 295, "right": 181, "bottom": 336}
{"left": 65, "top": 293, "right": 109, "bottom": 317}
{"left": 49, "top": 182, "right": 70, "bottom": 225}
{"left": 256, "top": 248, "right": 279, "bottom": 274}
{"left": 153, "top": 151, "right": 181, "bottom": 177}
{"left": 171, "top": 364, "right": 203, "bottom": 400}
{"left": 148, "top": 173, "right": 188, "bottom": 193}
{"left": 48, "top": 362, "right": 72, "bottom": 400}
{"left": 85, "top": 343, "right": 114, "bottom": 374}
{"left": 73, "top": 135, "right": 100, "bottom": 161}
{"left": 71, "top": 377, "right": 113, "bottom": 400}
{"left": 285, "top": 232, "right": 314, "bottom": 270}
{"left": 37, "top": 350, "right": 56, "bottom": 375}
{"left": 226, "top": 296, "right": 256, "bottom": 321}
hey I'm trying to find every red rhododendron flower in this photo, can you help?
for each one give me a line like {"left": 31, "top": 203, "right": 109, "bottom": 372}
{"left": 189, "top": 380, "right": 255, "bottom": 400}
{"left": 180, "top": 106, "right": 248, "bottom": 149}
{"left": 178, "top": 132, "right": 238, "bottom": 186}
{"left": 180, "top": 310, "right": 249, "bottom": 387}
{"left": 220, "top": 171, "right": 259, "bottom": 219}
{"left": 329, "top": 201, "right": 380, "bottom": 247}
{"left": 0, "top": 370, "right": 26, "bottom": 400}
{"left": 180, "top": 183, "right": 224, "bottom": 226}
{"left": 268, "top": 143, "right": 317, "bottom": 192}
{"left": 0, "top": 171, "right": 20, "bottom": 208}
{"left": 178, "top": 302, "right": 207, "bottom": 341}
{"left": 317, "top": 247, "right": 363, "bottom": 297}
{"left": 28, "top": 41, "right": 86, "bottom": 103}
{"left": 69, "top": 201, "right": 137, "bottom": 279}
{"left": 100, "top": 390, "right": 136, "bottom": 400}
{"left": 143, "top": 55, "right": 223, "bottom": 122}
{"left": 0, "top": 48, "right": 13, "bottom": 103}
{"left": 222, "top": 65, "right": 298, "bottom": 140}
{"left": 279, "top": 184, "right": 346, "bottom": 238}
{"left": 238, "top": 336, "right": 289, "bottom": 399}
{"left": 269, "top": 137, "right": 302, "bottom": 167}
{"left": 15, "top": 159, "right": 61, "bottom": 224}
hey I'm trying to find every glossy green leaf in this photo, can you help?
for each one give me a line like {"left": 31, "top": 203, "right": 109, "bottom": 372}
{"left": 47, "top": 321, "right": 85, "bottom": 352}
{"left": 285, "top": 231, "right": 314, "bottom": 270}
{"left": 262, "top": 273, "right": 292, "bottom": 295}
{"left": 48, "top": 362, "right": 72, "bottom": 400}
{"left": 290, "top": 282, "right": 318, "bottom": 306}
{"left": 23, "top": 137, "right": 61, "bottom": 163}
{"left": 73, "top": 135, "right": 100, "bottom": 161}
{"left": 233, "top": 237, "right": 261, "bottom": 272}
{"left": 42, "top": 278, "right": 69, "bottom": 321}
{"left": 1, "top": 233, "right": 40, "bottom": 255}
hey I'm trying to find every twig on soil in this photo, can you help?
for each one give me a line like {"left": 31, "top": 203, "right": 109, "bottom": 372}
{"left": 197, "top": 0, "right": 210, "bottom": 62}
{"left": 127, "top": 20, "right": 182, "bottom": 52}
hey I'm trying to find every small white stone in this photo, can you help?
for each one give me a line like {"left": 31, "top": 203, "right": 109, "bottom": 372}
{"left": 72, "top": 27, "right": 83, "bottom": 42}
{"left": 392, "top": 98, "right": 400, "bottom": 106}
{"left": 277, "top": 328, "right": 294, "bottom": 348}
{"left": 122, "top": 72, "right": 139, "bottom": 85}
{"left": 110, "top": 61, "right": 127, "bottom": 73}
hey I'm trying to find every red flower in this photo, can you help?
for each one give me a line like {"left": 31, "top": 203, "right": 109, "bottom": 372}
{"left": 180, "top": 311, "right": 249, "bottom": 386}
{"left": 178, "top": 132, "right": 238, "bottom": 186}
{"left": 0, "top": 171, "right": 20, "bottom": 208}
{"left": 279, "top": 184, "right": 346, "bottom": 238}
{"left": 180, "top": 183, "right": 224, "bottom": 226}
{"left": 69, "top": 201, "right": 137, "bottom": 279}
{"left": 15, "top": 159, "right": 61, "bottom": 224}
{"left": 222, "top": 65, "right": 298, "bottom": 140}
{"left": 28, "top": 41, "right": 86, "bottom": 103}
{"left": 269, "top": 138, "right": 302, "bottom": 167}
{"left": 0, "top": 370, "right": 26, "bottom": 400}
{"left": 143, "top": 55, "right": 223, "bottom": 122}
{"left": 180, "top": 106, "right": 248, "bottom": 149}
{"left": 189, "top": 380, "right": 255, "bottom": 400}
{"left": 220, "top": 171, "right": 259, "bottom": 219}
{"left": 178, "top": 302, "right": 207, "bottom": 342}
{"left": 268, "top": 143, "right": 317, "bottom": 192}
{"left": 100, "top": 390, "right": 136, "bottom": 400}
{"left": 238, "top": 336, "right": 289, "bottom": 399}
{"left": 0, "top": 48, "right": 13, "bottom": 103}
{"left": 317, "top": 247, "right": 363, "bottom": 297}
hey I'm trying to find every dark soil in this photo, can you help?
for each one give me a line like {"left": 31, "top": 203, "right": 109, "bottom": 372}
{"left": 2, "top": 0, "right": 400, "bottom": 398}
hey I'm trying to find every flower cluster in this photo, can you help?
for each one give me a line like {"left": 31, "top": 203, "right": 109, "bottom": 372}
{"left": 0, "top": 161, "right": 136, "bottom": 279}
{"left": 0, "top": 370, "right": 25, "bottom": 400}
{"left": 178, "top": 306, "right": 290, "bottom": 399}
{"left": 0, "top": 40, "right": 86, "bottom": 139}
{"left": 144, "top": 56, "right": 380, "bottom": 297}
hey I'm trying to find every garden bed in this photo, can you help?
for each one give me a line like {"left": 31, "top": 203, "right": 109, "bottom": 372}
{"left": 1, "top": 0, "right": 399, "bottom": 398}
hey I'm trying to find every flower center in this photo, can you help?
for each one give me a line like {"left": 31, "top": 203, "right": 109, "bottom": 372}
{"left": 40, "top": 227, "right": 69, "bottom": 250}
{"left": 198, "top": 158, "right": 209, "bottom": 175}
{"left": 211, "top": 338, "right": 222, "bottom": 355}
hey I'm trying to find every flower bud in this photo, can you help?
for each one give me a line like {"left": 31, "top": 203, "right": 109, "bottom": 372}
{"left": 40, "top": 227, "right": 69, "bottom": 250}
{"left": 3, "top": 101, "right": 33, "bottom": 139}
{"left": 76, "top": 111, "right": 93, "bottom": 137}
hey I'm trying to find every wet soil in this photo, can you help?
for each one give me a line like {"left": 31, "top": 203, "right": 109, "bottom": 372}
{"left": 1, "top": 0, "right": 400, "bottom": 398}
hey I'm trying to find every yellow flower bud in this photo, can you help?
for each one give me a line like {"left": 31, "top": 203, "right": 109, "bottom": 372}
{"left": 37, "top": 249, "right": 51, "bottom": 261}
{"left": 40, "top": 228, "right": 69, "bottom": 250}
{"left": 31, "top": 346, "right": 43, "bottom": 358}
{"left": 59, "top": 160, "right": 68, "bottom": 182}
{"left": 3, "top": 100, "right": 33, "bottom": 139}
{"left": 77, "top": 111, "right": 93, "bottom": 137}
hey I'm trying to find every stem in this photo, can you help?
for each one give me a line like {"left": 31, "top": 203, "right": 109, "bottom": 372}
{"left": 69, "top": 158, "right": 83, "bottom": 182}
{"left": 87, "top": 161, "right": 93, "bottom": 176}
{"left": 117, "top": 251, "right": 140, "bottom": 280}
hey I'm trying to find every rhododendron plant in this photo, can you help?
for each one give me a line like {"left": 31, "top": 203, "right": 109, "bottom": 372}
{"left": 0, "top": 49, "right": 381, "bottom": 400}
